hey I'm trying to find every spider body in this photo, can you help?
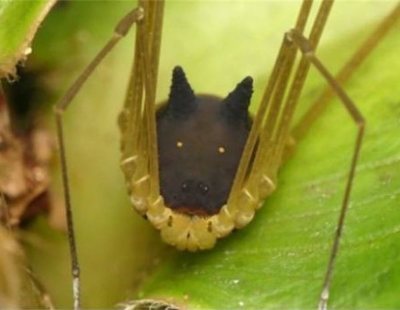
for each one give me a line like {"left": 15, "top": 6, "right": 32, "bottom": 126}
{"left": 121, "top": 66, "right": 260, "bottom": 251}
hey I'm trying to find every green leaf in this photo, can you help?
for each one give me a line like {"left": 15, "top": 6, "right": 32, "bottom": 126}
{"left": 20, "top": 1, "right": 400, "bottom": 309}
{"left": 0, "top": 0, "right": 55, "bottom": 77}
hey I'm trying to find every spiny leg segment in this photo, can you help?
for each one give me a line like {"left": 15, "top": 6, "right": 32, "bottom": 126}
{"left": 53, "top": 7, "right": 144, "bottom": 310}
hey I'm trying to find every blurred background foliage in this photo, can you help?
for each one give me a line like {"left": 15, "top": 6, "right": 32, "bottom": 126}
{"left": 1, "top": 0, "right": 400, "bottom": 309}
{"left": 0, "top": 0, "right": 55, "bottom": 76}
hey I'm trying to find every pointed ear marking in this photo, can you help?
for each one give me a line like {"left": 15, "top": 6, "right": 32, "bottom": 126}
{"left": 167, "top": 66, "right": 197, "bottom": 117}
{"left": 223, "top": 76, "right": 253, "bottom": 120}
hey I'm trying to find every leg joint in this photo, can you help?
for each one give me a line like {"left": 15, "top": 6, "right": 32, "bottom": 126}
{"left": 286, "top": 28, "right": 315, "bottom": 56}
{"left": 53, "top": 105, "right": 64, "bottom": 116}
{"left": 115, "top": 7, "right": 144, "bottom": 37}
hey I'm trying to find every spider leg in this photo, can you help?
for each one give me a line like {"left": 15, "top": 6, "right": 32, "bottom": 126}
{"left": 292, "top": 3, "right": 400, "bottom": 141}
{"left": 137, "top": 0, "right": 164, "bottom": 199}
{"left": 287, "top": 29, "right": 365, "bottom": 310}
{"left": 53, "top": 7, "right": 144, "bottom": 310}
{"left": 24, "top": 266, "right": 55, "bottom": 310}
{"left": 226, "top": 0, "right": 313, "bottom": 221}
{"left": 228, "top": 0, "right": 334, "bottom": 228}
{"left": 262, "top": 0, "right": 334, "bottom": 176}
{"left": 119, "top": 0, "right": 166, "bottom": 227}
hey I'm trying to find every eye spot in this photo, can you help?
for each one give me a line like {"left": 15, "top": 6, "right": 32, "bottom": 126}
{"left": 181, "top": 182, "right": 189, "bottom": 192}
{"left": 176, "top": 141, "right": 183, "bottom": 148}
{"left": 218, "top": 146, "right": 225, "bottom": 154}
{"left": 198, "top": 182, "right": 209, "bottom": 195}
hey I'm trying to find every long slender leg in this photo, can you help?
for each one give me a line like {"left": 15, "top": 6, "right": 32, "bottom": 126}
{"left": 119, "top": 0, "right": 165, "bottom": 211}
{"left": 230, "top": 1, "right": 334, "bottom": 225}
{"left": 24, "top": 266, "right": 55, "bottom": 310}
{"left": 137, "top": 0, "right": 164, "bottom": 198}
{"left": 292, "top": 3, "right": 400, "bottom": 141}
{"left": 53, "top": 7, "right": 143, "bottom": 310}
{"left": 265, "top": 0, "right": 334, "bottom": 174}
{"left": 252, "top": 0, "right": 334, "bottom": 183}
{"left": 287, "top": 29, "right": 365, "bottom": 310}
{"left": 227, "top": 0, "right": 314, "bottom": 209}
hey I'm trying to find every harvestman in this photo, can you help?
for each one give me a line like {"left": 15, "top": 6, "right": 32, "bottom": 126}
{"left": 52, "top": 0, "right": 400, "bottom": 309}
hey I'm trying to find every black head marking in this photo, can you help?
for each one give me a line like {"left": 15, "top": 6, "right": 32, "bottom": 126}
{"left": 222, "top": 76, "right": 253, "bottom": 122}
{"left": 157, "top": 68, "right": 253, "bottom": 217}
{"left": 167, "top": 66, "right": 196, "bottom": 118}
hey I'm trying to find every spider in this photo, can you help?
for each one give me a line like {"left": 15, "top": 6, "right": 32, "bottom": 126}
{"left": 22, "top": 0, "right": 399, "bottom": 309}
